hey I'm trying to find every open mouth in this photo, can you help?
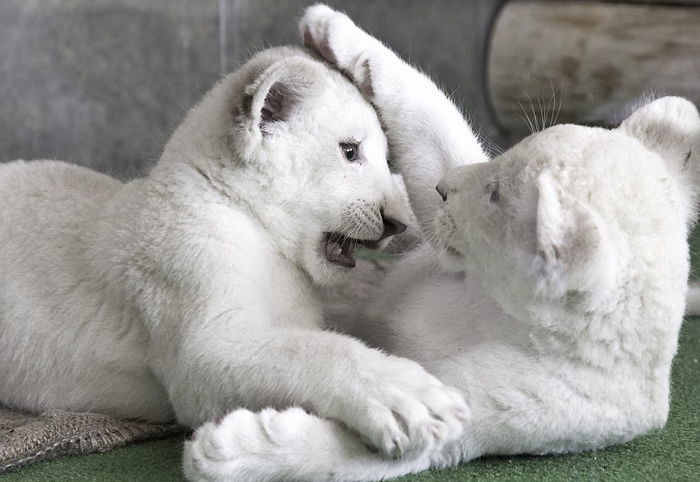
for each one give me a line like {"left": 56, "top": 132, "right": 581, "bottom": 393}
{"left": 323, "top": 232, "right": 380, "bottom": 268}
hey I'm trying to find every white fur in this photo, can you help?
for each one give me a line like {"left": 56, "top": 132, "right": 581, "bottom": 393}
{"left": 0, "top": 45, "right": 471, "bottom": 474}
{"left": 183, "top": 7, "right": 699, "bottom": 481}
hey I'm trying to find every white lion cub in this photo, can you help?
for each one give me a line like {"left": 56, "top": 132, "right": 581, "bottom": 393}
{"left": 182, "top": 7, "right": 699, "bottom": 481}
{"left": 0, "top": 45, "right": 469, "bottom": 464}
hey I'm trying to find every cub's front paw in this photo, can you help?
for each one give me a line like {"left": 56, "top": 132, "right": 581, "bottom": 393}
{"left": 339, "top": 357, "right": 470, "bottom": 459}
{"left": 299, "top": 4, "right": 378, "bottom": 96}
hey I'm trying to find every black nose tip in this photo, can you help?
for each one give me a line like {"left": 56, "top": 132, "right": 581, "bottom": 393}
{"left": 436, "top": 184, "right": 448, "bottom": 201}
{"left": 380, "top": 216, "right": 407, "bottom": 240}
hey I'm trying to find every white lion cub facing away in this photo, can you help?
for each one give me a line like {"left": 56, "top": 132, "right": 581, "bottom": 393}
{"left": 182, "top": 7, "right": 699, "bottom": 482}
{"left": 0, "top": 45, "right": 468, "bottom": 466}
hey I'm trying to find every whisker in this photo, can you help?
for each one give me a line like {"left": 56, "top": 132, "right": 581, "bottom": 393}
{"left": 553, "top": 83, "right": 563, "bottom": 126}
{"left": 480, "top": 136, "right": 504, "bottom": 157}
{"left": 518, "top": 98, "right": 535, "bottom": 135}
{"left": 546, "top": 80, "right": 556, "bottom": 128}
{"left": 524, "top": 90, "right": 539, "bottom": 133}
{"left": 536, "top": 93, "right": 546, "bottom": 133}
{"left": 421, "top": 222, "right": 441, "bottom": 248}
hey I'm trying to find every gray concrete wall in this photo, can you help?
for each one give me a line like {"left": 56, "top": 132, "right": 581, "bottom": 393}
{"left": 0, "top": 0, "right": 220, "bottom": 178}
{"left": 0, "top": 0, "right": 502, "bottom": 179}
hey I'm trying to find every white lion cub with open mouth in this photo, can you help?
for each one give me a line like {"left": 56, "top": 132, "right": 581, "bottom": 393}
{"left": 0, "top": 46, "right": 469, "bottom": 468}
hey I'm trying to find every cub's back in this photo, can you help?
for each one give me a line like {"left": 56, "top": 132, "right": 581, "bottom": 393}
{"left": 0, "top": 160, "right": 121, "bottom": 284}
{"left": 0, "top": 161, "right": 170, "bottom": 419}
{"left": 0, "top": 160, "right": 121, "bottom": 219}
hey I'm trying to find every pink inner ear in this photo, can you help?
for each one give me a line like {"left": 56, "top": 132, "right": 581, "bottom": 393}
{"left": 358, "top": 58, "right": 375, "bottom": 98}
{"left": 304, "top": 28, "right": 338, "bottom": 64}
{"left": 260, "top": 83, "right": 294, "bottom": 130}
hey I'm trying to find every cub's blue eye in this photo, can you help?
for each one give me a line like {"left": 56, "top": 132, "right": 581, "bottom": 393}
{"left": 340, "top": 142, "right": 359, "bottom": 162}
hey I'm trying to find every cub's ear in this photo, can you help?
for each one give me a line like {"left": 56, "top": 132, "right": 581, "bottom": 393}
{"left": 243, "top": 57, "right": 326, "bottom": 137}
{"left": 535, "top": 171, "right": 615, "bottom": 304}
{"left": 620, "top": 96, "right": 700, "bottom": 223}
{"left": 620, "top": 96, "right": 700, "bottom": 176}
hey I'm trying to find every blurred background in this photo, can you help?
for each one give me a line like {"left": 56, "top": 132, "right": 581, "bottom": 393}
{"left": 2, "top": 0, "right": 698, "bottom": 179}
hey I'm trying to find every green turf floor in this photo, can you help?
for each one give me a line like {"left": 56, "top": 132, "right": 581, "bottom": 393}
{"left": 4, "top": 319, "right": 698, "bottom": 481}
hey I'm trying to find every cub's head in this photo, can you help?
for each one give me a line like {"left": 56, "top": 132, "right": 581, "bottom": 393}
{"left": 433, "top": 97, "right": 700, "bottom": 320}
{"left": 170, "top": 47, "right": 408, "bottom": 286}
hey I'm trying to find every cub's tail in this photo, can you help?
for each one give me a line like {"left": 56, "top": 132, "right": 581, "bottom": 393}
{"left": 182, "top": 407, "right": 432, "bottom": 482}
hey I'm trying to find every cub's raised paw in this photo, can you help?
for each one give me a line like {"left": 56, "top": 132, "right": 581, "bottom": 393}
{"left": 299, "top": 4, "right": 379, "bottom": 96}
{"left": 341, "top": 358, "right": 470, "bottom": 459}
{"left": 300, "top": 4, "right": 354, "bottom": 64}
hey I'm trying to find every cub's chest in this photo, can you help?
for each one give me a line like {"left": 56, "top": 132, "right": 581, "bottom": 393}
{"left": 195, "top": 206, "right": 324, "bottom": 329}
{"left": 263, "top": 263, "right": 323, "bottom": 329}
{"left": 225, "top": 246, "right": 323, "bottom": 329}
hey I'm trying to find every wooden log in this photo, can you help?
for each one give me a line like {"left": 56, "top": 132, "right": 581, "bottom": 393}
{"left": 487, "top": 0, "right": 700, "bottom": 138}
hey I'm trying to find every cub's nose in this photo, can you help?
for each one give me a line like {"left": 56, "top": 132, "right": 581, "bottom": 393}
{"left": 380, "top": 214, "right": 407, "bottom": 240}
{"left": 436, "top": 183, "right": 448, "bottom": 201}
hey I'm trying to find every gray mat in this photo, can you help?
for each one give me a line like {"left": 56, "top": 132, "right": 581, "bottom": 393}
{"left": 0, "top": 407, "right": 181, "bottom": 473}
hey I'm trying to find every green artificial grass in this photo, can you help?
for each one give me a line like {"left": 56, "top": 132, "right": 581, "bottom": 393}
{"left": 691, "top": 225, "right": 700, "bottom": 282}
{"left": 4, "top": 319, "right": 698, "bottom": 481}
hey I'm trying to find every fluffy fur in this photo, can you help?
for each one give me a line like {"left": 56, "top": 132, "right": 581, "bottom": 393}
{"left": 0, "top": 45, "right": 470, "bottom": 473}
{"left": 183, "top": 6, "right": 700, "bottom": 481}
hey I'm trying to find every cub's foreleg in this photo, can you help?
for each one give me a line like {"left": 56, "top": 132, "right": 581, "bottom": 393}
{"left": 158, "top": 325, "right": 468, "bottom": 460}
